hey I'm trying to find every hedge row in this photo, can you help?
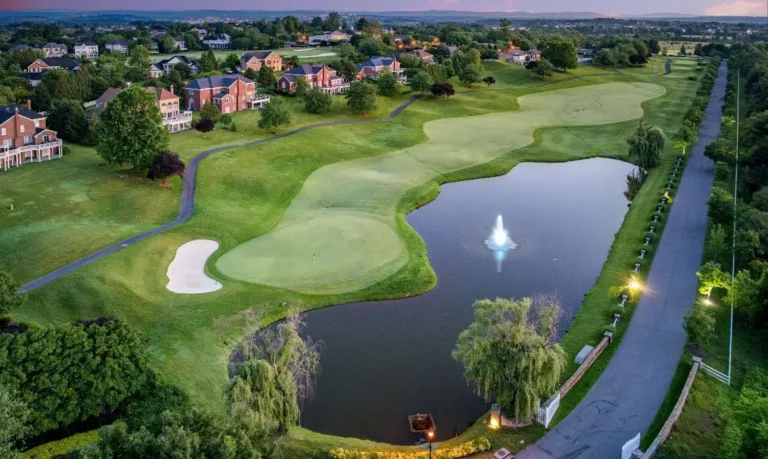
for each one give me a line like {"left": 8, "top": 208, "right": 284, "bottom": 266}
{"left": 328, "top": 437, "right": 491, "bottom": 459}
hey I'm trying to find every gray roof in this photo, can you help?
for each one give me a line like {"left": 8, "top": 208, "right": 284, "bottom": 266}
{"left": 361, "top": 56, "right": 395, "bottom": 68}
{"left": 106, "top": 40, "right": 129, "bottom": 46}
{"left": 185, "top": 74, "right": 253, "bottom": 90}
{"left": 284, "top": 64, "right": 327, "bottom": 76}
{"left": 43, "top": 42, "right": 67, "bottom": 50}
{"left": 39, "top": 57, "right": 80, "bottom": 71}
{"left": 76, "top": 41, "right": 98, "bottom": 46}
{"left": 241, "top": 51, "right": 277, "bottom": 61}
{"left": 0, "top": 105, "right": 45, "bottom": 124}
{"left": 157, "top": 55, "right": 199, "bottom": 68}
{"left": 10, "top": 44, "right": 33, "bottom": 52}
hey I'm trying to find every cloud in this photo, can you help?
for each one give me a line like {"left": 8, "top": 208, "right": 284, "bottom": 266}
{"left": 704, "top": 1, "right": 765, "bottom": 16}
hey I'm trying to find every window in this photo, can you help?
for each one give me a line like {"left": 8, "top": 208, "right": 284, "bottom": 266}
{"left": 43, "top": 134, "right": 50, "bottom": 142}
{"left": 23, "top": 136, "right": 32, "bottom": 145}
{"left": 19, "top": 125, "right": 24, "bottom": 133}
{"left": 34, "top": 121, "right": 40, "bottom": 127}
{"left": 1, "top": 128, "right": 5, "bottom": 136}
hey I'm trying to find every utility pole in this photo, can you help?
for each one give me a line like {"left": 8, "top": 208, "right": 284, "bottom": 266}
{"left": 728, "top": 69, "right": 739, "bottom": 385}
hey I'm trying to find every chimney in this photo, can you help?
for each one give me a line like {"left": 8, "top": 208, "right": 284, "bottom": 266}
{"left": 170, "top": 85, "right": 174, "bottom": 94}
{"left": 26, "top": 99, "right": 32, "bottom": 110}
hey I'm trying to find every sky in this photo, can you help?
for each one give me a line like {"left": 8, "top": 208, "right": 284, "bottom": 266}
{"left": 2, "top": 0, "right": 767, "bottom": 16}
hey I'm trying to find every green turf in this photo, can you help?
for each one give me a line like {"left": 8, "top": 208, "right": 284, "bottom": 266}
{"left": 11, "top": 59, "right": 700, "bottom": 456}
{"left": 150, "top": 47, "right": 338, "bottom": 64}
{"left": 216, "top": 82, "right": 665, "bottom": 294}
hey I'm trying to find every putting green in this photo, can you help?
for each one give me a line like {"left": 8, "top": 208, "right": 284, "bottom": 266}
{"left": 216, "top": 82, "right": 666, "bottom": 294}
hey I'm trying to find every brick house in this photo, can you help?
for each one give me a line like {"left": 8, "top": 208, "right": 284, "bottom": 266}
{"left": 357, "top": 56, "right": 404, "bottom": 81}
{"left": 26, "top": 57, "right": 81, "bottom": 73}
{"left": 0, "top": 103, "right": 62, "bottom": 172}
{"left": 409, "top": 49, "right": 434, "bottom": 64}
{"left": 74, "top": 41, "right": 99, "bottom": 59}
{"left": 42, "top": 43, "right": 68, "bottom": 58}
{"left": 91, "top": 87, "right": 192, "bottom": 133}
{"left": 277, "top": 64, "right": 350, "bottom": 95}
{"left": 239, "top": 51, "right": 282, "bottom": 73}
{"left": 184, "top": 75, "right": 263, "bottom": 113}
{"left": 105, "top": 40, "right": 129, "bottom": 55}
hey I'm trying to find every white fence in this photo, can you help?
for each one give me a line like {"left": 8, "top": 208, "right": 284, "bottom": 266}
{"left": 537, "top": 393, "right": 560, "bottom": 428}
{"left": 700, "top": 362, "right": 730, "bottom": 385}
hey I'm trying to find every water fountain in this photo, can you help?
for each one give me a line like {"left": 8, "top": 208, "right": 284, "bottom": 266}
{"left": 484, "top": 214, "right": 517, "bottom": 272}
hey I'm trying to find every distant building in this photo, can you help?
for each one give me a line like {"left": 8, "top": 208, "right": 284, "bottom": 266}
{"left": 105, "top": 40, "right": 130, "bottom": 55}
{"left": 202, "top": 33, "right": 231, "bottom": 50}
{"left": 0, "top": 103, "right": 62, "bottom": 172}
{"left": 26, "top": 57, "right": 81, "bottom": 73}
{"left": 184, "top": 75, "right": 265, "bottom": 113}
{"left": 191, "top": 27, "right": 207, "bottom": 40}
{"left": 150, "top": 55, "right": 201, "bottom": 78}
{"left": 356, "top": 56, "right": 404, "bottom": 81}
{"left": 239, "top": 51, "right": 282, "bottom": 73}
{"left": 277, "top": 64, "right": 349, "bottom": 95}
{"left": 42, "top": 43, "right": 68, "bottom": 58}
{"left": 9, "top": 44, "right": 35, "bottom": 53}
{"left": 409, "top": 49, "right": 434, "bottom": 64}
{"left": 172, "top": 38, "right": 187, "bottom": 51}
{"left": 74, "top": 41, "right": 99, "bottom": 59}
{"left": 307, "top": 30, "right": 352, "bottom": 45}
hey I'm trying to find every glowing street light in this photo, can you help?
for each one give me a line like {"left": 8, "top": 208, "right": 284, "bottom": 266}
{"left": 628, "top": 278, "right": 643, "bottom": 291}
{"left": 702, "top": 297, "right": 713, "bottom": 306}
{"left": 427, "top": 430, "right": 435, "bottom": 459}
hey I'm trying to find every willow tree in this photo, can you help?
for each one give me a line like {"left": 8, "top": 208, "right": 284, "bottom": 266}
{"left": 227, "top": 314, "right": 321, "bottom": 434}
{"left": 627, "top": 122, "right": 666, "bottom": 170}
{"left": 452, "top": 295, "right": 566, "bottom": 422}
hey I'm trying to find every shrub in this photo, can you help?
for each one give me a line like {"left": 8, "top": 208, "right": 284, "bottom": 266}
{"left": 430, "top": 82, "right": 455, "bottom": 98}
{"left": 195, "top": 118, "right": 215, "bottom": 132}
{"left": 651, "top": 212, "right": 665, "bottom": 223}
{"left": 200, "top": 101, "right": 220, "bottom": 121}
{"left": 304, "top": 88, "right": 333, "bottom": 114}
{"left": 328, "top": 437, "right": 491, "bottom": 459}
{"left": 689, "top": 75, "right": 698, "bottom": 81}
{"left": 638, "top": 244, "right": 654, "bottom": 256}
{"left": 147, "top": 151, "right": 185, "bottom": 181}
{"left": 644, "top": 232, "right": 657, "bottom": 243}
{"left": 219, "top": 113, "right": 232, "bottom": 125}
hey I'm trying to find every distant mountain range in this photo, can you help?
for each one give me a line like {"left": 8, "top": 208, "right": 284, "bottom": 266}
{"left": 0, "top": 9, "right": 765, "bottom": 24}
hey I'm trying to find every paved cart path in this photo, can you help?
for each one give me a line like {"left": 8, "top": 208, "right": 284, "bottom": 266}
{"left": 516, "top": 62, "right": 727, "bottom": 459}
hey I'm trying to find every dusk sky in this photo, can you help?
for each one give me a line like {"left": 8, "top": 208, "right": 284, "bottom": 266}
{"left": 3, "top": 0, "right": 767, "bottom": 16}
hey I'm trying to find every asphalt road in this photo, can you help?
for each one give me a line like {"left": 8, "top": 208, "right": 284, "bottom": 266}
{"left": 516, "top": 62, "right": 727, "bottom": 459}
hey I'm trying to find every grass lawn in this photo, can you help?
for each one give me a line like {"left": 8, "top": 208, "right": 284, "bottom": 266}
{"left": 10, "top": 58, "right": 700, "bottom": 456}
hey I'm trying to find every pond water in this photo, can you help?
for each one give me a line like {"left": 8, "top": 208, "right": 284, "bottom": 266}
{"left": 298, "top": 158, "right": 637, "bottom": 444}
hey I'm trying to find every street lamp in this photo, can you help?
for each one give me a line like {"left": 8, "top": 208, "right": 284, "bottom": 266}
{"left": 427, "top": 430, "right": 435, "bottom": 459}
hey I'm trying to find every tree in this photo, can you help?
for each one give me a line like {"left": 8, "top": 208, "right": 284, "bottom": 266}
{"left": 533, "top": 58, "right": 555, "bottom": 78}
{"left": 96, "top": 87, "right": 170, "bottom": 170}
{"left": 458, "top": 64, "right": 483, "bottom": 87}
{"left": 627, "top": 122, "right": 666, "bottom": 170}
{"left": 539, "top": 35, "right": 578, "bottom": 70}
{"left": 304, "top": 89, "right": 333, "bottom": 115}
{"left": 680, "top": 45, "right": 688, "bottom": 55}
{"left": 258, "top": 101, "right": 292, "bottom": 134}
{"left": 257, "top": 65, "right": 276, "bottom": 90}
{"left": 708, "top": 187, "right": 734, "bottom": 226}
{"left": 594, "top": 48, "right": 616, "bottom": 68}
{"left": 707, "top": 224, "right": 729, "bottom": 262}
{"left": 243, "top": 67, "right": 258, "bottom": 82}
{"left": 683, "top": 300, "right": 716, "bottom": 349}
{"left": 453, "top": 295, "right": 566, "bottom": 422}
{"left": 0, "top": 269, "right": 24, "bottom": 316}
{"left": 331, "top": 59, "right": 358, "bottom": 83}
{"left": 0, "top": 319, "right": 151, "bottom": 435}
{"left": 30, "top": 83, "right": 52, "bottom": 112}
{"left": 0, "top": 384, "right": 29, "bottom": 458}
{"left": 147, "top": 151, "right": 185, "bottom": 181}
{"left": 376, "top": 69, "right": 399, "bottom": 97}
{"left": 346, "top": 80, "right": 378, "bottom": 115}
{"left": 409, "top": 71, "right": 432, "bottom": 93}
{"left": 697, "top": 261, "right": 731, "bottom": 297}
{"left": 224, "top": 53, "right": 240, "bottom": 70}
{"left": 293, "top": 77, "right": 310, "bottom": 96}
{"left": 227, "top": 313, "right": 321, "bottom": 434}
{"left": 199, "top": 50, "right": 218, "bottom": 73}
{"left": 482, "top": 75, "right": 496, "bottom": 88}
{"left": 200, "top": 101, "right": 221, "bottom": 121}
{"left": 0, "top": 86, "right": 14, "bottom": 105}
{"left": 623, "top": 168, "right": 648, "bottom": 202}
{"left": 431, "top": 82, "right": 455, "bottom": 99}
{"left": 726, "top": 269, "right": 763, "bottom": 322}
{"left": 325, "top": 11, "right": 341, "bottom": 30}
{"left": 159, "top": 36, "right": 177, "bottom": 53}
{"left": 754, "top": 187, "right": 768, "bottom": 212}
{"left": 47, "top": 99, "right": 90, "bottom": 144}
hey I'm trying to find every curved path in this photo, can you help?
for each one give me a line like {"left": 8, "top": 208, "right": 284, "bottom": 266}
{"left": 18, "top": 95, "right": 423, "bottom": 293}
{"left": 517, "top": 62, "right": 727, "bottom": 459}
{"left": 18, "top": 73, "right": 616, "bottom": 294}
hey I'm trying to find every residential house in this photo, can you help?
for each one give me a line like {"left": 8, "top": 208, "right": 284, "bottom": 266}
{"left": 172, "top": 37, "right": 187, "bottom": 51}
{"left": 42, "top": 43, "right": 68, "bottom": 58}
{"left": 105, "top": 39, "right": 130, "bottom": 55}
{"left": 74, "top": 41, "right": 99, "bottom": 59}
{"left": 91, "top": 87, "right": 192, "bottom": 133}
{"left": 409, "top": 49, "right": 434, "bottom": 64}
{"left": 356, "top": 56, "right": 404, "bottom": 81}
{"left": 184, "top": 75, "right": 267, "bottom": 113}
{"left": 150, "top": 29, "right": 167, "bottom": 38}
{"left": 239, "top": 51, "right": 282, "bottom": 73}
{"left": 202, "top": 33, "right": 231, "bottom": 50}
{"left": 0, "top": 103, "right": 62, "bottom": 172}
{"left": 501, "top": 50, "right": 528, "bottom": 64}
{"left": 577, "top": 48, "right": 595, "bottom": 64}
{"left": 277, "top": 64, "right": 349, "bottom": 95}
{"left": 9, "top": 44, "right": 34, "bottom": 53}
{"left": 26, "top": 57, "right": 81, "bottom": 73}
{"left": 191, "top": 27, "right": 207, "bottom": 40}
{"left": 308, "top": 30, "right": 352, "bottom": 45}
{"left": 151, "top": 55, "right": 201, "bottom": 78}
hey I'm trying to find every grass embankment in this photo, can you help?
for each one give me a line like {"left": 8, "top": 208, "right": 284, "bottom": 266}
{"left": 11, "top": 59, "right": 698, "bottom": 456}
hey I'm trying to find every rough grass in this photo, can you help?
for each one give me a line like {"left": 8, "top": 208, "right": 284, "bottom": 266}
{"left": 12, "top": 59, "right": 700, "bottom": 456}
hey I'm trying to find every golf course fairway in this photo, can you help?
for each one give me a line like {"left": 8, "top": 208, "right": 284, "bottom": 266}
{"left": 216, "top": 82, "right": 666, "bottom": 294}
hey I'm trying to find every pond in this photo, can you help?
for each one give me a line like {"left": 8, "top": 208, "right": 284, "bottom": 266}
{"left": 298, "top": 157, "right": 637, "bottom": 444}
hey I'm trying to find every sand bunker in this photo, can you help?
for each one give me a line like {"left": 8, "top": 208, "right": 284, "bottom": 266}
{"left": 166, "top": 240, "right": 222, "bottom": 294}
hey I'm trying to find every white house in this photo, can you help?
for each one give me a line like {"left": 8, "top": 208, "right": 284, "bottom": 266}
{"left": 202, "top": 33, "right": 230, "bottom": 50}
{"left": 74, "top": 41, "right": 99, "bottom": 59}
{"left": 191, "top": 27, "right": 207, "bottom": 40}
{"left": 105, "top": 40, "right": 129, "bottom": 55}
{"left": 307, "top": 30, "right": 352, "bottom": 45}
{"left": 42, "top": 43, "right": 67, "bottom": 58}
{"left": 172, "top": 37, "right": 187, "bottom": 51}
